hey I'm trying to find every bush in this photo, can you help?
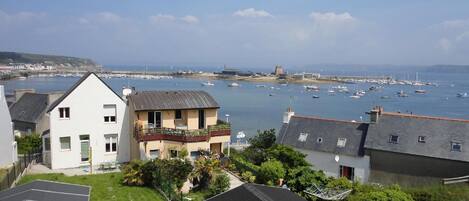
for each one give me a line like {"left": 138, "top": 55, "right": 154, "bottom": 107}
{"left": 241, "top": 171, "right": 256, "bottom": 183}
{"left": 258, "top": 160, "right": 285, "bottom": 185}
{"left": 122, "top": 160, "right": 145, "bottom": 186}
{"left": 248, "top": 129, "right": 276, "bottom": 150}
{"left": 349, "top": 185, "right": 414, "bottom": 201}
{"left": 266, "top": 144, "right": 309, "bottom": 169}
{"left": 285, "top": 166, "right": 328, "bottom": 195}
{"left": 191, "top": 155, "right": 220, "bottom": 189}
{"left": 326, "top": 177, "right": 354, "bottom": 189}
{"left": 16, "top": 134, "right": 42, "bottom": 154}
{"left": 208, "top": 173, "right": 230, "bottom": 196}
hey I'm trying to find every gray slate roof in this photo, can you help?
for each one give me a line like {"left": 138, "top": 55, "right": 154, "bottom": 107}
{"left": 365, "top": 112, "right": 469, "bottom": 162}
{"left": 277, "top": 115, "right": 368, "bottom": 157}
{"left": 206, "top": 183, "right": 306, "bottom": 201}
{"left": 128, "top": 90, "right": 219, "bottom": 111}
{"left": 0, "top": 180, "right": 90, "bottom": 201}
{"left": 47, "top": 72, "right": 123, "bottom": 113}
{"left": 9, "top": 93, "right": 49, "bottom": 123}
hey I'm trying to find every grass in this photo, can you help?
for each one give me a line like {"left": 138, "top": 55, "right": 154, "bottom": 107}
{"left": 0, "top": 168, "right": 8, "bottom": 180}
{"left": 18, "top": 173, "right": 166, "bottom": 201}
{"left": 404, "top": 183, "right": 469, "bottom": 201}
{"left": 185, "top": 190, "right": 211, "bottom": 201}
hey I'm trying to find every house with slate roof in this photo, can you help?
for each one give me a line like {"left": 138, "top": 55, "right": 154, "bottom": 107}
{"left": 277, "top": 108, "right": 370, "bottom": 182}
{"left": 46, "top": 72, "right": 129, "bottom": 169}
{"left": 278, "top": 106, "right": 469, "bottom": 184}
{"left": 127, "top": 90, "right": 231, "bottom": 160}
{"left": 205, "top": 183, "right": 307, "bottom": 201}
{"left": 0, "top": 85, "right": 17, "bottom": 168}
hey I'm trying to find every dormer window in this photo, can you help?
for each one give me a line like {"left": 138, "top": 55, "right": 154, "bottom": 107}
{"left": 389, "top": 135, "right": 399, "bottom": 144}
{"left": 317, "top": 137, "right": 323, "bottom": 143}
{"left": 418, "top": 136, "right": 426, "bottom": 143}
{"left": 59, "top": 107, "right": 70, "bottom": 119}
{"left": 337, "top": 138, "right": 347, "bottom": 147}
{"left": 451, "top": 142, "right": 462, "bottom": 152}
{"left": 298, "top": 133, "right": 308, "bottom": 142}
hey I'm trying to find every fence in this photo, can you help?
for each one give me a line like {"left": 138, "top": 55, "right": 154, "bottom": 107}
{"left": 0, "top": 147, "right": 42, "bottom": 191}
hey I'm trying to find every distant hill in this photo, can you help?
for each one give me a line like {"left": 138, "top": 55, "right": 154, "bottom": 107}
{"left": 424, "top": 65, "right": 469, "bottom": 73}
{"left": 0, "top": 51, "right": 99, "bottom": 69}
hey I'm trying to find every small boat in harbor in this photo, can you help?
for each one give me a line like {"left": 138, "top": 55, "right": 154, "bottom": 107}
{"left": 415, "top": 89, "right": 426, "bottom": 94}
{"left": 349, "top": 95, "right": 361, "bottom": 99}
{"left": 304, "top": 85, "right": 320, "bottom": 91}
{"left": 312, "top": 95, "right": 320, "bottom": 99}
{"left": 397, "top": 90, "right": 409, "bottom": 97}
{"left": 228, "top": 82, "right": 240, "bottom": 87}
{"left": 256, "top": 84, "right": 267, "bottom": 88}
{"left": 381, "top": 96, "right": 391, "bottom": 99}
{"left": 201, "top": 81, "right": 214, "bottom": 86}
{"left": 457, "top": 93, "right": 468, "bottom": 98}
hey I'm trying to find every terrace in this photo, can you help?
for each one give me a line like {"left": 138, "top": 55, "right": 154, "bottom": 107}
{"left": 134, "top": 120, "right": 231, "bottom": 142}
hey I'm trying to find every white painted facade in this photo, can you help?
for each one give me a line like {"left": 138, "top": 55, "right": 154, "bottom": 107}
{"left": 0, "top": 85, "right": 18, "bottom": 168}
{"left": 48, "top": 73, "right": 129, "bottom": 169}
{"left": 298, "top": 148, "right": 370, "bottom": 183}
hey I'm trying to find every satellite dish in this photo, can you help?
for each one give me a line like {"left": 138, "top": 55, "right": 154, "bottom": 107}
{"left": 123, "top": 88, "right": 132, "bottom": 96}
{"left": 237, "top": 131, "right": 246, "bottom": 139}
{"left": 334, "top": 155, "right": 340, "bottom": 163}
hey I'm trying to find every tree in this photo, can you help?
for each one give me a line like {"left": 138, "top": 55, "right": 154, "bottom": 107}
{"left": 349, "top": 184, "right": 414, "bottom": 201}
{"left": 285, "top": 166, "right": 328, "bottom": 195}
{"left": 209, "top": 173, "right": 231, "bottom": 196}
{"left": 16, "top": 133, "right": 42, "bottom": 154}
{"left": 258, "top": 159, "right": 285, "bottom": 185}
{"left": 191, "top": 155, "right": 221, "bottom": 189}
{"left": 266, "top": 144, "right": 310, "bottom": 169}
{"left": 248, "top": 129, "right": 276, "bottom": 150}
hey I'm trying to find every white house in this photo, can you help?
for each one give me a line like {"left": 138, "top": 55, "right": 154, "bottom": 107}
{"left": 45, "top": 72, "right": 129, "bottom": 169}
{"left": 0, "top": 85, "right": 18, "bottom": 168}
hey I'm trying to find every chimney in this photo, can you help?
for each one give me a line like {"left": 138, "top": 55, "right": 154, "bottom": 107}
{"left": 283, "top": 107, "right": 295, "bottom": 124}
{"left": 369, "top": 106, "right": 383, "bottom": 123}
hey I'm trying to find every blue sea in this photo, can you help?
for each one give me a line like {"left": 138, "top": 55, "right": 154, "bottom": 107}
{"left": 2, "top": 67, "right": 469, "bottom": 141}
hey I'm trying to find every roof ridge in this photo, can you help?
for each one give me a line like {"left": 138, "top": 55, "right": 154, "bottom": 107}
{"left": 243, "top": 184, "right": 274, "bottom": 201}
{"left": 292, "top": 115, "right": 363, "bottom": 124}
{"left": 382, "top": 112, "right": 469, "bottom": 123}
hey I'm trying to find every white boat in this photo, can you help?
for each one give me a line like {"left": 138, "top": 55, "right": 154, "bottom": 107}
{"left": 17, "top": 76, "right": 27, "bottom": 80}
{"left": 397, "top": 90, "right": 409, "bottom": 97}
{"left": 328, "top": 89, "right": 335, "bottom": 93}
{"left": 415, "top": 89, "right": 426, "bottom": 94}
{"left": 304, "top": 85, "right": 320, "bottom": 91}
{"left": 457, "top": 93, "right": 468, "bottom": 98}
{"left": 201, "top": 81, "right": 214, "bottom": 86}
{"left": 312, "top": 95, "right": 320, "bottom": 99}
{"left": 349, "top": 95, "right": 361, "bottom": 99}
{"left": 228, "top": 82, "right": 240, "bottom": 87}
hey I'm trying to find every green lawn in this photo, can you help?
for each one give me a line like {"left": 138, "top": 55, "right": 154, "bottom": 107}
{"left": 19, "top": 173, "right": 166, "bottom": 201}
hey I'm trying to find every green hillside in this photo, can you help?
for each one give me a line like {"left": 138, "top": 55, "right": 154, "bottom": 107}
{"left": 0, "top": 51, "right": 98, "bottom": 68}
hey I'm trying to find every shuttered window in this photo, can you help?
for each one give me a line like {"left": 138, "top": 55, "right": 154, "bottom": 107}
{"left": 103, "top": 105, "right": 117, "bottom": 123}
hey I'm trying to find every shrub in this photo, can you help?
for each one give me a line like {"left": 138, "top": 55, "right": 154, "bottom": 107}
{"left": 248, "top": 129, "right": 276, "bottom": 150}
{"left": 266, "top": 144, "right": 309, "bottom": 169}
{"left": 258, "top": 160, "right": 285, "bottom": 185}
{"left": 349, "top": 185, "right": 414, "bottom": 201}
{"left": 285, "top": 166, "right": 328, "bottom": 195}
{"left": 122, "top": 160, "right": 145, "bottom": 186}
{"left": 16, "top": 134, "right": 42, "bottom": 154}
{"left": 326, "top": 177, "right": 354, "bottom": 189}
{"left": 208, "top": 173, "right": 230, "bottom": 196}
{"left": 191, "top": 155, "right": 220, "bottom": 189}
{"left": 241, "top": 171, "right": 256, "bottom": 183}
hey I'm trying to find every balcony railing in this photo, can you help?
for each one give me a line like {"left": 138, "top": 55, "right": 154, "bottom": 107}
{"left": 134, "top": 120, "right": 231, "bottom": 142}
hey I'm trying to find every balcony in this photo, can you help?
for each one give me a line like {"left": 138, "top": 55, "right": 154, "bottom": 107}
{"left": 134, "top": 120, "right": 231, "bottom": 142}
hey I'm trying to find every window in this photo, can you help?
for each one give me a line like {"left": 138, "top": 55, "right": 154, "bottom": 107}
{"left": 149, "top": 149, "right": 160, "bottom": 159}
{"left": 317, "top": 137, "right": 323, "bottom": 143}
{"left": 298, "top": 133, "right": 309, "bottom": 142}
{"left": 337, "top": 138, "right": 347, "bottom": 148}
{"left": 44, "top": 137, "right": 50, "bottom": 151}
{"left": 340, "top": 166, "right": 355, "bottom": 181}
{"left": 389, "top": 135, "right": 399, "bottom": 144}
{"left": 175, "top": 110, "right": 182, "bottom": 120}
{"left": 104, "top": 105, "right": 117, "bottom": 123}
{"left": 59, "top": 107, "right": 70, "bottom": 119}
{"left": 451, "top": 142, "right": 462, "bottom": 152}
{"left": 170, "top": 150, "right": 179, "bottom": 158}
{"left": 60, "top": 137, "right": 71, "bottom": 150}
{"left": 190, "top": 151, "right": 201, "bottom": 160}
{"left": 105, "top": 134, "right": 118, "bottom": 153}
{"left": 418, "top": 136, "right": 426, "bottom": 143}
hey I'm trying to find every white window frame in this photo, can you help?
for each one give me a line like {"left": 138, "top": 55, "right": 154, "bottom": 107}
{"left": 298, "top": 133, "right": 309, "bottom": 142}
{"left": 103, "top": 104, "right": 117, "bottom": 123}
{"left": 60, "top": 136, "right": 71, "bottom": 151}
{"left": 389, "top": 135, "right": 399, "bottom": 144}
{"left": 337, "top": 138, "right": 347, "bottom": 148}
{"left": 316, "top": 137, "right": 323, "bottom": 143}
{"left": 59, "top": 107, "right": 70, "bottom": 119}
{"left": 418, "top": 136, "right": 426, "bottom": 143}
{"left": 149, "top": 149, "right": 160, "bottom": 159}
{"left": 451, "top": 141, "right": 462, "bottom": 152}
{"left": 105, "top": 134, "right": 118, "bottom": 153}
{"left": 175, "top": 110, "right": 183, "bottom": 120}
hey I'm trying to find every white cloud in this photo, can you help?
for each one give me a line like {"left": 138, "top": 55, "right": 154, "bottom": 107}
{"left": 441, "top": 19, "right": 469, "bottom": 29}
{"left": 309, "top": 12, "right": 356, "bottom": 25}
{"left": 0, "top": 10, "right": 46, "bottom": 24}
{"left": 149, "top": 14, "right": 176, "bottom": 23}
{"left": 233, "top": 8, "right": 273, "bottom": 18}
{"left": 95, "top": 12, "right": 121, "bottom": 23}
{"left": 180, "top": 15, "right": 199, "bottom": 24}
{"left": 437, "top": 38, "right": 451, "bottom": 52}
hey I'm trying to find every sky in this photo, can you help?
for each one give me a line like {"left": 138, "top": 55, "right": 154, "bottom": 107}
{"left": 1, "top": 0, "right": 469, "bottom": 68}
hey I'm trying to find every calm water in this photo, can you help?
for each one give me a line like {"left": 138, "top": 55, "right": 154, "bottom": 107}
{"left": 2, "top": 70, "right": 469, "bottom": 141}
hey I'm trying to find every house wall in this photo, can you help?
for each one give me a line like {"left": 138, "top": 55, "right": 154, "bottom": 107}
{"left": 298, "top": 148, "right": 370, "bottom": 182}
{"left": 49, "top": 74, "right": 130, "bottom": 169}
{"left": 0, "top": 85, "right": 17, "bottom": 168}
{"left": 367, "top": 149, "right": 469, "bottom": 183}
